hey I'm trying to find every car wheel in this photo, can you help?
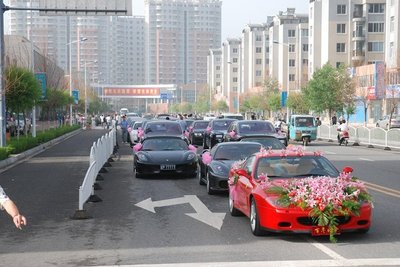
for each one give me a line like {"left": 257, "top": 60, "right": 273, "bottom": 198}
{"left": 206, "top": 172, "right": 215, "bottom": 195}
{"left": 134, "top": 166, "right": 143, "bottom": 178}
{"left": 250, "top": 198, "right": 264, "bottom": 236}
{"left": 229, "top": 194, "right": 242, "bottom": 216}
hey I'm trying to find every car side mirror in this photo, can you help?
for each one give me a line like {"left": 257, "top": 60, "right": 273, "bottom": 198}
{"left": 236, "top": 169, "right": 248, "bottom": 177}
{"left": 343, "top": 166, "right": 353, "bottom": 174}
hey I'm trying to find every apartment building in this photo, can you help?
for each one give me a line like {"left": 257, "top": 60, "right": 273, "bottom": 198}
{"left": 268, "top": 8, "right": 309, "bottom": 93}
{"left": 207, "top": 48, "right": 222, "bottom": 97}
{"left": 309, "top": 0, "right": 386, "bottom": 76}
{"left": 7, "top": 0, "right": 146, "bottom": 87}
{"left": 144, "top": 0, "right": 222, "bottom": 87}
{"left": 222, "top": 38, "right": 241, "bottom": 113}
{"left": 385, "top": 0, "right": 400, "bottom": 68}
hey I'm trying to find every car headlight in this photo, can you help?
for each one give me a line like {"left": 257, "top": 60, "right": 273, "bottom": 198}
{"left": 194, "top": 133, "right": 202, "bottom": 137}
{"left": 210, "top": 163, "right": 227, "bottom": 176}
{"left": 137, "top": 153, "right": 148, "bottom": 161}
{"left": 187, "top": 153, "right": 196, "bottom": 161}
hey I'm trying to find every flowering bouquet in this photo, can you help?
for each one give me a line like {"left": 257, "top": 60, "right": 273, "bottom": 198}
{"left": 228, "top": 160, "right": 245, "bottom": 185}
{"left": 262, "top": 173, "right": 372, "bottom": 242}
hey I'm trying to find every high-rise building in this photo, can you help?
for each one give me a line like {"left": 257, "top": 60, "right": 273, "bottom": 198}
{"left": 385, "top": 0, "right": 400, "bottom": 68}
{"left": 309, "top": 0, "right": 386, "bottom": 76}
{"left": 7, "top": 0, "right": 146, "bottom": 86}
{"left": 222, "top": 38, "right": 241, "bottom": 113}
{"left": 144, "top": 0, "right": 222, "bottom": 85}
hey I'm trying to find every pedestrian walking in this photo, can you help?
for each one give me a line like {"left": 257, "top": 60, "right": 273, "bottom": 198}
{"left": 0, "top": 185, "right": 27, "bottom": 229}
{"left": 120, "top": 115, "right": 129, "bottom": 143}
{"left": 332, "top": 115, "right": 337, "bottom": 125}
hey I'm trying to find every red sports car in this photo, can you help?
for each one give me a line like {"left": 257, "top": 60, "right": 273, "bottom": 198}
{"left": 228, "top": 147, "right": 372, "bottom": 240}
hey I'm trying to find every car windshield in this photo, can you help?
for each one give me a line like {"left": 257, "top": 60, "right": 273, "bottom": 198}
{"left": 214, "top": 144, "right": 261, "bottom": 161}
{"left": 145, "top": 122, "right": 182, "bottom": 135}
{"left": 240, "top": 138, "right": 285, "bottom": 149}
{"left": 212, "top": 120, "right": 233, "bottom": 130}
{"left": 193, "top": 121, "right": 209, "bottom": 129}
{"left": 238, "top": 121, "right": 275, "bottom": 134}
{"left": 133, "top": 122, "right": 142, "bottom": 130}
{"left": 142, "top": 138, "right": 188, "bottom": 151}
{"left": 295, "top": 117, "right": 315, "bottom": 127}
{"left": 255, "top": 156, "right": 339, "bottom": 179}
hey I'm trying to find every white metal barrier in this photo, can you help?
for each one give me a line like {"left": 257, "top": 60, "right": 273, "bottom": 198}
{"left": 318, "top": 125, "right": 400, "bottom": 150}
{"left": 72, "top": 128, "right": 117, "bottom": 219}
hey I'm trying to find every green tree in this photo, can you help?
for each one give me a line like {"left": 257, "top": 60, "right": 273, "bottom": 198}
{"left": 287, "top": 91, "right": 309, "bottom": 114}
{"left": 39, "top": 87, "right": 72, "bottom": 120}
{"left": 303, "top": 63, "right": 355, "bottom": 124}
{"left": 214, "top": 100, "right": 229, "bottom": 112}
{"left": 6, "top": 66, "right": 41, "bottom": 115}
{"left": 267, "top": 92, "right": 282, "bottom": 115}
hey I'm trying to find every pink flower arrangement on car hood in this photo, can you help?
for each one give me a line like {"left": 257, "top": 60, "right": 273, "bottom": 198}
{"left": 229, "top": 131, "right": 236, "bottom": 138}
{"left": 133, "top": 143, "right": 143, "bottom": 152}
{"left": 188, "top": 144, "right": 197, "bottom": 152}
{"left": 137, "top": 127, "right": 144, "bottom": 138}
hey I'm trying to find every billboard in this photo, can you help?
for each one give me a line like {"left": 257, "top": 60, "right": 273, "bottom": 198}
{"left": 35, "top": 73, "right": 47, "bottom": 100}
{"left": 39, "top": 0, "right": 132, "bottom": 16}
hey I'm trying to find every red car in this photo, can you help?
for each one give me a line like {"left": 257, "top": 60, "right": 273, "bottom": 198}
{"left": 228, "top": 147, "right": 372, "bottom": 239}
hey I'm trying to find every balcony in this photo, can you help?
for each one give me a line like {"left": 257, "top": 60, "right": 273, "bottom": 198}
{"left": 352, "top": 50, "right": 365, "bottom": 62}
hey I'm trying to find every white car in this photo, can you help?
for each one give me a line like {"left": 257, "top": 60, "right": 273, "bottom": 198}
{"left": 129, "top": 120, "right": 144, "bottom": 144}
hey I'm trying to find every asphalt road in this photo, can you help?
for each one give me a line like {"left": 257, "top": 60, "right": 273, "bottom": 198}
{"left": 0, "top": 131, "right": 399, "bottom": 267}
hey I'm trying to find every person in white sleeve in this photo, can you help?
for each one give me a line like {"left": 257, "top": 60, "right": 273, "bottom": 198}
{"left": 0, "top": 185, "right": 27, "bottom": 229}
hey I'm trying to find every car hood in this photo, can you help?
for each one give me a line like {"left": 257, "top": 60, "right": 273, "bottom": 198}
{"left": 209, "top": 160, "right": 236, "bottom": 176}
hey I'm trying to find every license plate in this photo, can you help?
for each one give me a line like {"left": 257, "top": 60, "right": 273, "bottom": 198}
{"left": 311, "top": 226, "right": 340, "bottom": 236}
{"left": 160, "top": 164, "right": 176, "bottom": 170}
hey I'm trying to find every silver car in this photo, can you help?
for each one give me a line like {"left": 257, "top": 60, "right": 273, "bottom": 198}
{"left": 376, "top": 115, "right": 400, "bottom": 129}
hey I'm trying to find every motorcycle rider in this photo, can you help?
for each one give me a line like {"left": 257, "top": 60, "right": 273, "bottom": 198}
{"left": 337, "top": 119, "right": 349, "bottom": 143}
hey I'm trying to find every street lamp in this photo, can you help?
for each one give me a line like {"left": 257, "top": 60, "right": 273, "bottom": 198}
{"left": 273, "top": 40, "right": 290, "bottom": 123}
{"left": 67, "top": 36, "right": 87, "bottom": 125}
{"left": 82, "top": 60, "right": 97, "bottom": 126}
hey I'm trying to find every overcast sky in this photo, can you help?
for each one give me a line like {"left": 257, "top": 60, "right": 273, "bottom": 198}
{"left": 132, "top": 0, "right": 309, "bottom": 41}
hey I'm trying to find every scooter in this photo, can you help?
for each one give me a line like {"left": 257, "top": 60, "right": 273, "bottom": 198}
{"left": 338, "top": 130, "right": 349, "bottom": 146}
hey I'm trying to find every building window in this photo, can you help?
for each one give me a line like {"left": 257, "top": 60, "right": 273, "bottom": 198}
{"left": 336, "top": 43, "right": 346, "bottom": 53}
{"left": 302, "top": 59, "right": 308, "bottom": 65}
{"left": 216, "top": 82, "right": 220, "bottom": 86}
{"left": 255, "top": 70, "right": 262, "bottom": 76}
{"left": 301, "top": 29, "right": 309, "bottom": 37}
{"left": 216, "top": 66, "right": 220, "bottom": 70}
{"left": 368, "top": 22, "right": 384, "bottom": 33}
{"left": 233, "top": 67, "right": 238, "bottom": 73}
{"left": 390, "top": 42, "right": 394, "bottom": 58}
{"left": 232, "top": 58, "right": 238, "bottom": 63}
{"left": 256, "top": 47, "right": 262, "bottom": 53}
{"left": 368, "top": 4, "right": 385, "bottom": 13}
{"left": 367, "top": 42, "right": 384, "bottom": 52}
{"left": 233, "top": 48, "right": 238, "bottom": 53}
{"left": 266, "top": 47, "right": 269, "bottom": 53}
{"left": 216, "top": 74, "right": 220, "bottom": 78}
{"left": 390, "top": 16, "right": 395, "bottom": 32}
{"left": 337, "top": 23, "right": 346, "bottom": 34}
{"left": 302, "top": 44, "right": 308, "bottom": 52}
{"left": 288, "top": 29, "right": 296, "bottom": 37}
{"left": 289, "top": 44, "right": 295, "bottom": 52}
{"left": 336, "top": 62, "right": 344, "bottom": 68}
{"left": 289, "top": 59, "right": 295, "bottom": 67}
{"left": 289, "top": 74, "right": 295, "bottom": 81}
{"left": 337, "top": 4, "right": 346, "bottom": 14}
{"left": 233, "top": 77, "right": 238, "bottom": 82}
{"left": 256, "top": 35, "right": 262, "bottom": 41}
{"left": 256, "top": 58, "right": 262, "bottom": 65}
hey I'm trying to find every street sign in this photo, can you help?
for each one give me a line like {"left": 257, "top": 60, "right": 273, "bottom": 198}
{"left": 281, "top": 91, "right": 288, "bottom": 107}
{"left": 160, "top": 93, "right": 168, "bottom": 100}
{"left": 39, "top": 0, "right": 132, "bottom": 16}
{"left": 72, "top": 90, "right": 79, "bottom": 104}
{"left": 35, "top": 73, "right": 47, "bottom": 100}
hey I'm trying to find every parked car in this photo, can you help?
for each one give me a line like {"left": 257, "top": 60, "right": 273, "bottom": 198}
{"left": 133, "top": 136, "right": 198, "bottom": 178}
{"left": 228, "top": 149, "right": 372, "bottom": 238}
{"left": 376, "top": 115, "right": 400, "bottom": 129}
{"left": 198, "top": 142, "right": 262, "bottom": 194}
{"left": 141, "top": 120, "right": 185, "bottom": 141}
{"left": 128, "top": 120, "right": 145, "bottom": 145}
{"left": 224, "top": 120, "right": 287, "bottom": 146}
{"left": 239, "top": 135, "right": 286, "bottom": 149}
{"left": 188, "top": 120, "right": 209, "bottom": 146}
{"left": 218, "top": 113, "right": 244, "bottom": 120}
{"left": 203, "top": 119, "right": 236, "bottom": 149}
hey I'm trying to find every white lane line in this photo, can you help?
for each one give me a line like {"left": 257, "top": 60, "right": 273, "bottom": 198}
{"left": 97, "top": 258, "right": 400, "bottom": 267}
{"left": 323, "top": 151, "right": 337, "bottom": 155}
{"left": 359, "top": 158, "right": 374, "bottom": 162}
{"left": 308, "top": 240, "right": 346, "bottom": 260}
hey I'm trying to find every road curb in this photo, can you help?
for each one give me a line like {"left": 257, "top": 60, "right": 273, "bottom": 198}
{"left": 0, "top": 128, "right": 83, "bottom": 171}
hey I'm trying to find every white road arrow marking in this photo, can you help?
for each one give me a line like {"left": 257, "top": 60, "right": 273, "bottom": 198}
{"left": 135, "top": 195, "right": 226, "bottom": 230}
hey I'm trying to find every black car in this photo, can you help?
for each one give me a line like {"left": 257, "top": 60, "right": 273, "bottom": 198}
{"left": 134, "top": 136, "right": 198, "bottom": 178}
{"left": 198, "top": 142, "right": 262, "bottom": 194}
{"left": 239, "top": 135, "right": 286, "bottom": 149}
{"left": 188, "top": 120, "right": 209, "bottom": 146}
{"left": 141, "top": 120, "right": 185, "bottom": 141}
{"left": 203, "top": 118, "right": 236, "bottom": 149}
{"left": 224, "top": 120, "right": 287, "bottom": 146}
